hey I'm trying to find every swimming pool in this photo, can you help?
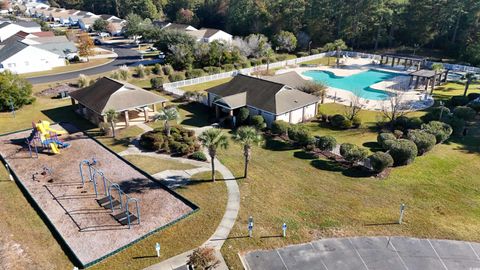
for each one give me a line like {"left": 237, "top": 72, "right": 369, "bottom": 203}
{"left": 302, "top": 69, "right": 407, "bottom": 100}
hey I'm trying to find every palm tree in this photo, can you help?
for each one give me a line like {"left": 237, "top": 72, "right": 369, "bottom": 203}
{"left": 199, "top": 129, "right": 229, "bottom": 182}
{"left": 105, "top": 109, "right": 118, "bottom": 138}
{"left": 265, "top": 48, "right": 274, "bottom": 73}
{"left": 463, "top": 73, "right": 476, "bottom": 97}
{"left": 333, "top": 39, "right": 347, "bottom": 67}
{"left": 153, "top": 107, "right": 180, "bottom": 137}
{"left": 233, "top": 126, "right": 264, "bottom": 178}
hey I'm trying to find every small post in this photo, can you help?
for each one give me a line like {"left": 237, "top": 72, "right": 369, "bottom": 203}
{"left": 5, "top": 163, "right": 13, "bottom": 181}
{"left": 282, "top": 223, "right": 287, "bottom": 238}
{"left": 399, "top": 203, "right": 406, "bottom": 224}
{"left": 248, "top": 216, "right": 254, "bottom": 237}
{"left": 155, "top": 242, "right": 160, "bottom": 257}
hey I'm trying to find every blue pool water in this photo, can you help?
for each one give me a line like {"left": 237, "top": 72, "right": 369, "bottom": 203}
{"left": 302, "top": 69, "right": 407, "bottom": 100}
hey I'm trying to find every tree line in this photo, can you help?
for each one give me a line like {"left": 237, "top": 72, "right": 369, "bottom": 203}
{"left": 48, "top": 0, "right": 480, "bottom": 65}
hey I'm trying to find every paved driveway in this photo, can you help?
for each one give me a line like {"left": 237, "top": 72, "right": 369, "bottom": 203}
{"left": 243, "top": 237, "right": 480, "bottom": 270}
{"left": 27, "top": 43, "right": 140, "bottom": 84}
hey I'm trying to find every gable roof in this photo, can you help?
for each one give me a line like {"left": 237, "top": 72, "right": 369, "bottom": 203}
{"left": 263, "top": 72, "right": 309, "bottom": 89}
{"left": 206, "top": 74, "right": 319, "bottom": 115}
{"left": 14, "top": 20, "right": 40, "bottom": 28}
{"left": 69, "top": 77, "right": 167, "bottom": 114}
{"left": 162, "top": 23, "right": 197, "bottom": 31}
{"left": 31, "top": 31, "right": 55, "bottom": 37}
{"left": 0, "top": 38, "right": 28, "bottom": 62}
{"left": 200, "top": 28, "right": 227, "bottom": 38}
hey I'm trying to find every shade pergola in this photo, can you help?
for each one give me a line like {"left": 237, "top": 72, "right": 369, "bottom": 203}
{"left": 380, "top": 54, "right": 427, "bottom": 70}
{"left": 408, "top": 69, "right": 449, "bottom": 92}
{"left": 69, "top": 77, "right": 167, "bottom": 126}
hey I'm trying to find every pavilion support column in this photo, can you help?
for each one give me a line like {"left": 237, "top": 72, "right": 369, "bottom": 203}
{"left": 215, "top": 105, "right": 220, "bottom": 120}
{"left": 143, "top": 106, "right": 149, "bottom": 122}
{"left": 71, "top": 98, "right": 76, "bottom": 106}
{"left": 444, "top": 70, "right": 449, "bottom": 82}
{"left": 409, "top": 76, "right": 414, "bottom": 86}
{"left": 380, "top": 55, "right": 384, "bottom": 65}
{"left": 397, "top": 58, "right": 401, "bottom": 65}
{"left": 391, "top": 57, "right": 395, "bottom": 67}
{"left": 414, "top": 76, "right": 420, "bottom": 89}
{"left": 124, "top": 110, "right": 129, "bottom": 127}
{"left": 153, "top": 103, "right": 157, "bottom": 112}
{"left": 103, "top": 115, "right": 108, "bottom": 123}
{"left": 425, "top": 78, "right": 429, "bottom": 91}
{"left": 431, "top": 78, "right": 435, "bottom": 93}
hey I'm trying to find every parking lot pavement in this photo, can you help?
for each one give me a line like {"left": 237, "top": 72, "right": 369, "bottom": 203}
{"left": 243, "top": 237, "right": 480, "bottom": 270}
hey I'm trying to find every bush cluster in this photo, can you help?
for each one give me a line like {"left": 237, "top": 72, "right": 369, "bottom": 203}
{"left": 186, "top": 69, "right": 206, "bottom": 79}
{"left": 450, "top": 96, "right": 469, "bottom": 107}
{"left": 203, "top": 66, "right": 223, "bottom": 75}
{"left": 288, "top": 124, "right": 314, "bottom": 146}
{"left": 169, "top": 72, "right": 186, "bottom": 82}
{"left": 249, "top": 115, "right": 267, "bottom": 130}
{"left": 406, "top": 129, "right": 436, "bottom": 155}
{"left": 421, "top": 121, "right": 453, "bottom": 144}
{"left": 190, "top": 151, "right": 207, "bottom": 161}
{"left": 339, "top": 143, "right": 368, "bottom": 164}
{"left": 369, "top": 152, "right": 394, "bottom": 173}
{"left": 388, "top": 139, "right": 418, "bottom": 166}
{"left": 316, "top": 135, "right": 337, "bottom": 151}
{"left": 271, "top": 120, "right": 290, "bottom": 136}
{"left": 377, "top": 133, "right": 397, "bottom": 150}
{"left": 139, "top": 126, "right": 199, "bottom": 156}
{"left": 329, "top": 114, "right": 352, "bottom": 129}
{"left": 453, "top": 106, "right": 476, "bottom": 121}
{"left": 150, "top": 77, "right": 164, "bottom": 90}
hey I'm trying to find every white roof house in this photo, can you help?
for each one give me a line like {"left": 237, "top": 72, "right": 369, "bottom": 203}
{"left": 0, "top": 35, "right": 67, "bottom": 74}
{"left": 0, "top": 21, "right": 41, "bottom": 42}
{"left": 156, "top": 22, "right": 232, "bottom": 43}
{"left": 78, "top": 15, "right": 100, "bottom": 30}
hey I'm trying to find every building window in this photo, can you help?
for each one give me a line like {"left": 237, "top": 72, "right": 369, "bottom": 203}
{"left": 7, "top": 63, "right": 15, "bottom": 68}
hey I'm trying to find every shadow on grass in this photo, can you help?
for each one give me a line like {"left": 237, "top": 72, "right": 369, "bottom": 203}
{"left": 363, "top": 142, "right": 383, "bottom": 152}
{"left": 263, "top": 138, "right": 296, "bottom": 151}
{"left": 310, "top": 159, "right": 374, "bottom": 178}
{"left": 179, "top": 102, "right": 213, "bottom": 127}
{"left": 293, "top": 150, "right": 317, "bottom": 160}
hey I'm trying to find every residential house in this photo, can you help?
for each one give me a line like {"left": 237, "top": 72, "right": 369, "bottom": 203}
{"left": 98, "top": 15, "right": 126, "bottom": 35}
{"left": 205, "top": 72, "right": 319, "bottom": 126}
{"left": 20, "top": 35, "right": 78, "bottom": 59}
{"left": 0, "top": 21, "right": 41, "bottom": 42}
{"left": 0, "top": 35, "right": 66, "bottom": 74}
{"left": 69, "top": 77, "right": 167, "bottom": 126}
{"left": 69, "top": 11, "right": 94, "bottom": 26}
{"left": 154, "top": 22, "right": 232, "bottom": 44}
{"left": 78, "top": 15, "right": 100, "bottom": 31}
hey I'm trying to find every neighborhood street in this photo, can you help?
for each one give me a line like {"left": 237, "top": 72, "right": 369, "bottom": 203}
{"left": 27, "top": 43, "right": 140, "bottom": 84}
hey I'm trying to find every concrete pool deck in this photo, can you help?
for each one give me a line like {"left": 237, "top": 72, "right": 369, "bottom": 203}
{"left": 0, "top": 123, "right": 196, "bottom": 268}
{"left": 242, "top": 237, "right": 480, "bottom": 270}
{"left": 277, "top": 57, "right": 434, "bottom": 111}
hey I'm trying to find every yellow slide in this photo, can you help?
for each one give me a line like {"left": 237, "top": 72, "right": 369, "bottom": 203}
{"left": 49, "top": 143, "right": 60, "bottom": 154}
{"left": 40, "top": 121, "right": 66, "bottom": 135}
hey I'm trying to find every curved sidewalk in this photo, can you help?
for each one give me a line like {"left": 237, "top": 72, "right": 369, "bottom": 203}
{"left": 242, "top": 236, "right": 480, "bottom": 270}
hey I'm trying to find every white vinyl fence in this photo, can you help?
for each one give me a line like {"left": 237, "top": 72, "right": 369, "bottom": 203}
{"left": 162, "top": 50, "right": 480, "bottom": 97}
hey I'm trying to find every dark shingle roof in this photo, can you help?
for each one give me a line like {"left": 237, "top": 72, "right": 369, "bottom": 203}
{"left": 14, "top": 20, "right": 40, "bottom": 28}
{"left": 0, "top": 38, "right": 28, "bottom": 62}
{"left": 263, "top": 71, "right": 309, "bottom": 89}
{"left": 69, "top": 77, "right": 167, "bottom": 115}
{"left": 206, "top": 74, "right": 319, "bottom": 114}
{"left": 0, "top": 22, "right": 10, "bottom": 29}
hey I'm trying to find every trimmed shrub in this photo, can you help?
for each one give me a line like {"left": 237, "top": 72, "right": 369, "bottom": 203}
{"left": 296, "top": 51, "right": 309, "bottom": 57}
{"left": 118, "top": 66, "right": 130, "bottom": 80}
{"left": 468, "top": 101, "right": 480, "bottom": 113}
{"left": 186, "top": 69, "right": 205, "bottom": 79}
{"left": 453, "top": 106, "right": 476, "bottom": 121}
{"left": 407, "top": 129, "right": 436, "bottom": 155}
{"left": 237, "top": 108, "right": 250, "bottom": 125}
{"left": 250, "top": 115, "right": 266, "bottom": 130}
{"left": 288, "top": 125, "right": 314, "bottom": 146}
{"left": 330, "top": 114, "right": 347, "bottom": 128}
{"left": 169, "top": 72, "right": 186, "bottom": 82}
{"left": 250, "top": 58, "right": 262, "bottom": 66}
{"left": 450, "top": 117, "right": 466, "bottom": 136}
{"left": 222, "top": 64, "right": 235, "bottom": 71}
{"left": 271, "top": 120, "right": 290, "bottom": 136}
{"left": 340, "top": 143, "right": 368, "bottom": 164}
{"left": 316, "top": 135, "right": 337, "bottom": 151}
{"left": 162, "top": 64, "right": 174, "bottom": 76}
{"left": 136, "top": 64, "right": 146, "bottom": 78}
{"left": 408, "top": 117, "right": 423, "bottom": 129}
{"left": 423, "top": 106, "right": 450, "bottom": 122}
{"left": 388, "top": 139, "right": 418, "bottom": 166}
{"left": 393, "top": 116, "right": 409, "bottom": 131}
{"left": 369, "top": 152, "right": 394, "bottom": 173}
{"left": 352, "top": 117, "right": 361, "bottom": 128}
{"left": 77, "top": 74, "right": 89, "bottom": 87}
{"left": 393, "top": 130, "right": 404, "bottom": 139}
{"left": 451, "top": 95, "right": 469, "bottom": 107}
{"left": 467, "top": 93, "right": 480, "bottom": 101}
{"left": 152, "top": 64, "right": 163, "bottom": 75}
{"left": 190, "top": 151, "right": 207, "bottom": 161}
{"left": 150, "top": 77, "right": 164, "bottom": 90}
{"left": 421, "top": 121, "right": 453, "bottom": 144}
{"left": 140, "top": 126, "right": 197, "bottom": 156}
{"left": 377, "top": 133, "right": 397, "bottom": 150}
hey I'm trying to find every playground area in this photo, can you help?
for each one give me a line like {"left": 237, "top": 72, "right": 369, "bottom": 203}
{"left": 0, "top": 122, "right": 196, "bottom": 268}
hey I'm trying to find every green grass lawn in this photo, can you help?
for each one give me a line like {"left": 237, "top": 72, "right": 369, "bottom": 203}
{"left": 94, "top": 126, "right": 145, "bottom": 153}
{"left": 216, "top": 87, "right": 480, "bottom": 269}
{"left": 301, "top": 56, "right": 337, "bottom": 66}
{"left": 123, "top": 155, "right": 199, "bottom": 174}
{"left": 180, "top": 78, "right": 232, "bottom": 92}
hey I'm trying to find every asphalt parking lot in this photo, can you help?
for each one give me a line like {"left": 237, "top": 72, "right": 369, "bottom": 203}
{"left": 243, "top": 237, "right": 480, "bottom": 270}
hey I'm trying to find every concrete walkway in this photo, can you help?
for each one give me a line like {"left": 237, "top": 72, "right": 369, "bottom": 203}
{"left": 118, "top": 138, "right": 240, "bottom": 270}
{"left": 242, "top": 236, "right": 480, "bottom": 270}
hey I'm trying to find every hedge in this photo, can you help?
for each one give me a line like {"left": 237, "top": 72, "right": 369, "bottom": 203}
{"left": 388, "top": 139, "right": 418, "bottom": 166}
{"left": 369, "top": 152, "right": 394, "bottom": 173}
{"left": 407, "top": 129, "right": 436, "bottom": 155}
{"left": 421, "top": 121, "right": 453, "bottom": 144}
